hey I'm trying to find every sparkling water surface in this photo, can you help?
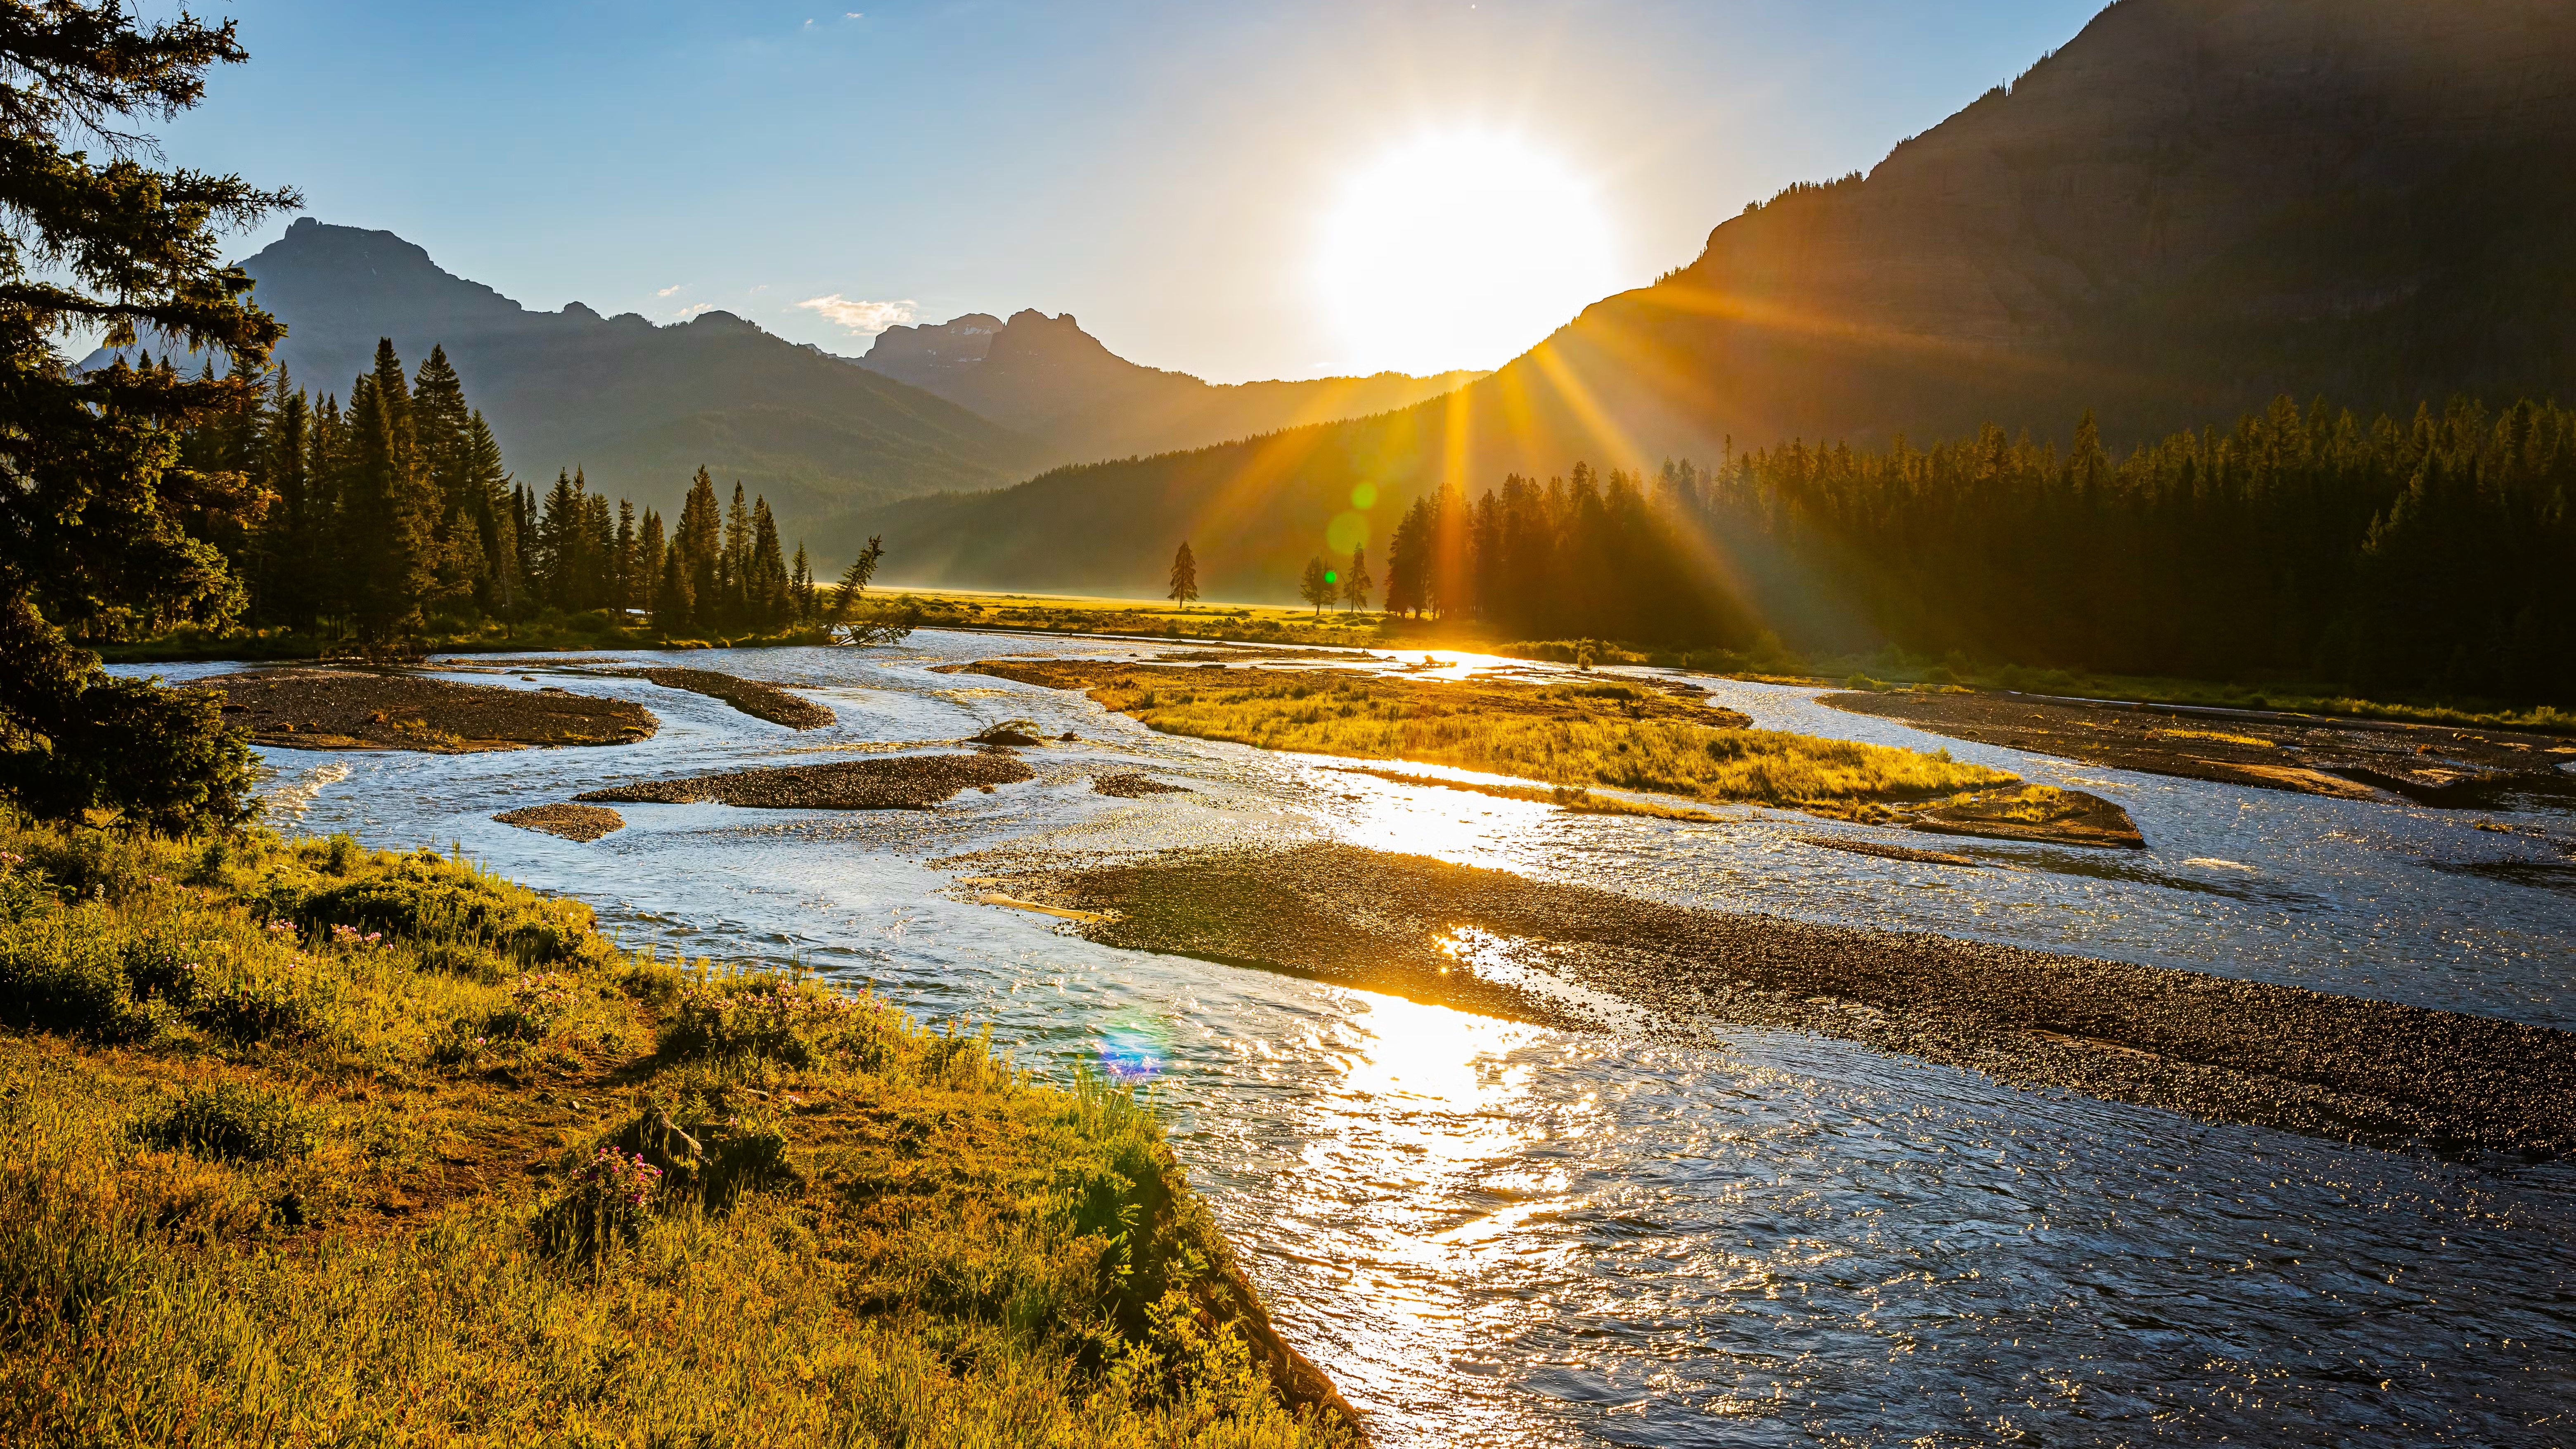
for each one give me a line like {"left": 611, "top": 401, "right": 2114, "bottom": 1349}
{"left": 120, "top": 637, "right": 2576, "bottom": 1446}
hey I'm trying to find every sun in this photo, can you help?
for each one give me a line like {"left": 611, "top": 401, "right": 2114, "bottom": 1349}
{"left": 1315, "top": 129, "right": 1621, "bottom": 377}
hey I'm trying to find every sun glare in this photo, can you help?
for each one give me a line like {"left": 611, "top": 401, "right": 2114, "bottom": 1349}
{"left": 1316, "top": 130, "right": 1621, "bottom": 376}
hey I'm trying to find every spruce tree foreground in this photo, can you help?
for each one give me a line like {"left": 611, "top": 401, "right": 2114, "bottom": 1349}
{"left": 0, "top": 5, "right": 293, "bottom": 829}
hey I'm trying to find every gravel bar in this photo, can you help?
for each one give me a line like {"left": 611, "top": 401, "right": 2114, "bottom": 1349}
{"left": 494, "top": 803, "right": 627, "bottom": 841}
{"left": 192, "top": 668, "right": 656, "bottom": 751}
{"left": 578, "top": 752, "right": 1033, "bottom": 810}
{"left": 622, "top": 667, "right": 834, "bottom": 730}
{"left": 992, "top": 842, "right": 2576, "bottom": 1154}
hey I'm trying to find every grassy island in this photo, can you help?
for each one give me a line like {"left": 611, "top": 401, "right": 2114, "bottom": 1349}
{"left": 972, "top": 660, "right": 2014, "bottom": 820}
{"left": 0, "top": 817, "right": 1355, "bottom": 1447}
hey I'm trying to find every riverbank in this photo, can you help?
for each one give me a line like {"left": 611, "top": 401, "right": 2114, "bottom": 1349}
{"left": 978, "top": 842, "right": 2576, "bottom": 1155}
{"left": 0, "top": 817, "right": 1359, "bottom": 1445}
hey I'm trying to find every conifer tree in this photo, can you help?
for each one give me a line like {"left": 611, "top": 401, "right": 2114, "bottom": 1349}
{"left": 829, "top": 536, "right": 888, "bottom": 623}
{"left": 676, "top": 468, "right": 723, "bottom": 619}
{"left": 1298, "top": 557, "right": 1334, "bottom": 616}
{"left": 461, "top": 412, "right": 512, "bottom": 611}
{"left": 0, "top": 2, "right": 294, "bottom": 824}
{"left": 636, "top": 508, "right": 665, "bottom": 619}
{"left": 342, "top": 340, "right": 440, "bottom": 646}
{"left": 1167, "top": 541, "right": 1199, "bottom": 607}
{"left": 612, "top": 499, "right": 637, "bottom": 613}
{"left": 748, "top": 496, "right": 788, "bottom": 629}
{"left": 1342, "top": 545, "right": 1372, "bottom": 611}
{"left": 790, "top": 542, "right": 815, "bottom": 623}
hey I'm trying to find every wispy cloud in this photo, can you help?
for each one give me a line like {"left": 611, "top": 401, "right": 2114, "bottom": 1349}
{"left": 796, "top": 294, "right": 915, "bottom": 336}
{"left": 656, "top": 284, "right": 685, "bottom": 297}
{"left": 672, "top": 302, "right": 717, "bottom": 320}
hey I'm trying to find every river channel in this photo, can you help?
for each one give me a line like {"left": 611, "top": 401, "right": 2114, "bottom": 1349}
{"left": 125, "top": 636, "right": 2576, "bottom": 1447}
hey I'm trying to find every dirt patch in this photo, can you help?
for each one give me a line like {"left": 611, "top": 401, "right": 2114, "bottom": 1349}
{"left": 494, "top": 803, "right": 626, "bottom": 842}
{"left": 577, "top": 753, "right": 1033, "bottom": 810}
{"left": 1824, "top": 689, "right": 2563, "bottom": 805}
{"left": 1093, "top": 772, "right": 1193, "bottom": 798}
{"left": 988, "top": 842, "right": 2576, "bottom": 1154}
{"left": 192, "top": 668, "right": 656, "bottom": 751}
{"left": 620, "top": 667, "right": 833, "bottom": 730}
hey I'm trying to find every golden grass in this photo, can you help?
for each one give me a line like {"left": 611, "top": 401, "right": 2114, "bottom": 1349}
{"left": 978, "top": 661, "right": 2011, "bottom": 813}
{"left": 0, "top": 817, "right": 1353, "bottom": 1447}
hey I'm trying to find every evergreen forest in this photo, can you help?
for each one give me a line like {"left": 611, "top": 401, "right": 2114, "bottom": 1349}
{"left": 147, "top": 339, "right": 822, "bottom": 650}
{"left": 1380, "top": 397, "right": 2576, "bottom": 704}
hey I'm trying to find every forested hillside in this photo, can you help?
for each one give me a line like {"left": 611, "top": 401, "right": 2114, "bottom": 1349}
{"left": 855, "top": 0, "right": 2576, "bottom": 610}
{"left": 1364, "top": 397, "right": 2575, "bottom": 703}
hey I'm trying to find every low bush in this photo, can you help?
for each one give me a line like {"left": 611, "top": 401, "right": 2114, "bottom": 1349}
{"left": 134, "top": 1083, "right": 320, "bottom": 1163}
{"left": 534, "top": 1144, "right": 663, "bottom": 1262}
{"left": 658, "top": 969, "right": 882, "bottom": 1070}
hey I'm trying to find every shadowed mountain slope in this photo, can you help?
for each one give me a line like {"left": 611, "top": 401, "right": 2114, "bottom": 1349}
{"left": 85, "top": 220, "right": 1054, "bottom": 528}
{"left": 860, "top": 308, "right": 1481, "bottom": 463}
{"left": 854, "top": 0, "right": 2576, "bottom": 598}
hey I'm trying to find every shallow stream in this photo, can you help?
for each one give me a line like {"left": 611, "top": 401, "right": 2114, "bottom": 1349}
{"left": 125, "top": 637, "right": 2576, "bottom": 1446}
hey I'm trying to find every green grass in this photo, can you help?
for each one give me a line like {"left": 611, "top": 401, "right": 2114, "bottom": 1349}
{"left": 0, "top": 817, "right": 1354, "bottom": 1447}
{"left": 979, "top": 661, "right": 2010, "bottom": 815}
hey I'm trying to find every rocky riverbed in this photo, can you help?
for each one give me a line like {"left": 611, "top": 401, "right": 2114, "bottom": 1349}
{"left": 980, "top": 841, "right": 2576, "bottom": 1154}
{"left": 1825, "top": 688, "right": 2575, "bottom": 804}
{"left": 189, "top": 668, "right": 657, "bottom": 751}
{"left": 578, "top": 751, "right": 1034, "bottom": 810}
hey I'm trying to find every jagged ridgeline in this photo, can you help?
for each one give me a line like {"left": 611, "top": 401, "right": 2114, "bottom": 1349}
{"left": 1366, "top": 399, "right": 2576, "bottom": 705}
{"left": 161, "top": 343, "right": 824, "bottom": 646}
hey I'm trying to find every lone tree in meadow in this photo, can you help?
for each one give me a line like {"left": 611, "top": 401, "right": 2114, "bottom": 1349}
{"left": 1298, "top": 557, "right": 1335, "bottom": 616}
{"left": 0, "top": 2, "right": 298, "bottom": 829}
{"left": 1342, "top": 545, "right": 1373, "bottom": 612}
{"left": 1167, "top": 541, "right": 1199, "bottom": 608}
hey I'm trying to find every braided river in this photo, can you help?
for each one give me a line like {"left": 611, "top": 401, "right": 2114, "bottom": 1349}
{"left": 123, "top": 635, "right": 2576, "bottom": 1446}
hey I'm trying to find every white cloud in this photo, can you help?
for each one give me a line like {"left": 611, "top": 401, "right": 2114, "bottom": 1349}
{"left": 672, "top": 302, "right": 717, "bottom": 320}
{"left": 656, "top": 284, "right": 685, "bottom": 297}
{"left": 796, "top": 294, "right": 915, "bottom": 336}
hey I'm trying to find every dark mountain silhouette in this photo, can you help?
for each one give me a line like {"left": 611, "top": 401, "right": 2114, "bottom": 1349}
{"left": 84, "top": 219, "right": 1053, "bottom": 529}
{"left": 859, "top": 308, "right": 1481, "bottom": 462}
{"left": 854, "top": 0, "right": 2576, "bottom": 598}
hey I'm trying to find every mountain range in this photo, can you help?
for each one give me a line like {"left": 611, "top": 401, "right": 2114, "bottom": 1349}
{"left": 857, "top": 0, "right": 2576, "bottom": 598}
{"left": 82, "top": 221, "right": 1477, "bottom": 538}
{"left": 860, "top": 310, "right": 1480, "bottom": 463}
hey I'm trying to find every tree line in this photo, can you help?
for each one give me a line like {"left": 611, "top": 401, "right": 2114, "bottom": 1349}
{"left": 161, "top": 338, "right": 824, "bottom": 646}
{"left": 1377, "top": 396, "right": 2575, "bottom": 703}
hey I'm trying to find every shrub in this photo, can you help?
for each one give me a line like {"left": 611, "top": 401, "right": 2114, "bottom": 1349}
{"left": 485, "top": 972, "right": 577, "bottom": 1043}
{"left": 134, "top": 1083, "right": 319, "bottom": 1163}
{"left": 118, "top": 938, "right": 203, "bottom": 1009}
{"left": 295, "top": 856, "right": 597, "bottom": 965}
{"left": 0, "top": 915, "right": 162, "bottom": 1042}
{"left": 535, "top": 1144, "right": 662, "bottom": 1262}
{"left": 658, "top": 971, "right": 876, "bottom": 1070}
{"left": 189, "top": 978, "right": 317, "bottom": 1047}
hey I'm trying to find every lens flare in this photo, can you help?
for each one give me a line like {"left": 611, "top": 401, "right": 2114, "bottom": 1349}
{"left": 1096, "top": 1012, "right": 1173, "bottom": 1082}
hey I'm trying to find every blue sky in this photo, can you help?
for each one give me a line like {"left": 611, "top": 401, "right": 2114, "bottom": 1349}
{"left": 163, "top": 0, "right": 2107, "bottom": 382}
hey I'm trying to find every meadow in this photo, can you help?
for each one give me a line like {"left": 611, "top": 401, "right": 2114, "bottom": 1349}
{"left": 0, "top": 818, "right": 1353, "bottom": 1447}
